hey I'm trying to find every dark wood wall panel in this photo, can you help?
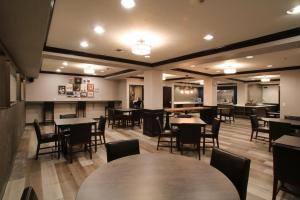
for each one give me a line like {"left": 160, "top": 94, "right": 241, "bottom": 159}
{"left": 0, "top": 102, "right": 25, "bottom": 198}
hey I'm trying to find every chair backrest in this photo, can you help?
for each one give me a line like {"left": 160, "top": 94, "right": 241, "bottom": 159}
{"left": 98, "top": 116, "right": 106, "bottom": 132}
{"left": 33, "top": 120, "right": 42, "bottom": 141}
{"left": 210, "top": 148, "right": 251, "bottom": 200}
{"left": 249, "top": 115, "right": 259, "bottom": 130}
{"left": 69, "top": 123, "right": 92, "bottom": 145}
{"left": 60, "top": 114, "right": 77, "bottom": 119}
{"left": 155, "top": 116, "right": 163, "bottom": 134}
{"left": 211, "top": 118, "right": 221, "bottom": 136}
{"left": 269, "top": 121, "right": 294, "bottom": 141}
{"left": 132, "top": 109, "right": 142, "bottom": 121}
{"left": 21, "top": 186, "right": 38, "bottom": 200}
{"left": 273, "top": 144, "right": 300, "bottom": 186}
{"left": 177, "top": 124, "right": 202, "bottom": 144}
{"left": 105, "top": 139, "right": 140, "bottom": 162}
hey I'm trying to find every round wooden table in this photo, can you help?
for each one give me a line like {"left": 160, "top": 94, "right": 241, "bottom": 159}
{"left": 76, "top": 154, "right": 239, "bottom": 200}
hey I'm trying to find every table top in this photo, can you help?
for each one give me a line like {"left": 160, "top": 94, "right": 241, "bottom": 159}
{"left": 267, "top": 112, "right": 280, "bottom": 115}
{"left": 274, "top": 135, "right": 300, "bottom": 149}
{"left": 115, "top": 108, "right": 139, "bottom": 112}
{"left": 234, "top": 104, "right": 276, "bottom": 108}
{"left": 76, "top": 154, "right": 239, "bottom": 200}
{"left": 54, "top": 118, "right": 97, "bottom": 126}
{"left": 170, "top": 117, "right": 206, "bottom": 125}
{"left": 165, "top": 106, "right": 209, "bottom": 113}
{"left": 261, "top": 117, "right": 300, "bottom": 126}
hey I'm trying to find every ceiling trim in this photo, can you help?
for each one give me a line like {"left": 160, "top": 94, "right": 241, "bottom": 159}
{"left": 172, "top": 68, "right": 213, "bottom": 76}
{"left": 44, "top": 46, "right": 153, "bottom": 67}
{"left": 43, "top": 0, "right": 56, "bottom": 48}
{"left": 128, "top": 76, "right": 144, "bottom": 79}
{"left": 103, "top": 69, "right": 136, "bottom": 78}
{"left": 165, "top": 77, "right": 191, "bottom": 81}
{"left": 153, "top": 27, "right": 300, "bottom": 66}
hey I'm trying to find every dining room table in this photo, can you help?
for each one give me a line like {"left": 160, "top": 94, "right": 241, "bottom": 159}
{"left": 76, "top": 153, "right": 240, "bottom": 200}
{"left": 261, "top": 117, "right": 300, "bottom": 127}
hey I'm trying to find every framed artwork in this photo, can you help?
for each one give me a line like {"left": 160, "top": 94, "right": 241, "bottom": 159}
{"left": 66, "top": 91, "right": 74, "bottom": 97}
{"left": 87, "top": 84, "right": 94, "bottom": 92}
{"left": 58, "top": 85, "right": 66, "bottom": 95}
{"left": 81, "top": 92, "right": 87, "bottom": 97}
{"left": 74, "top": 91, "right": 81, "bottom": 97}
{"left": 66, "top": 84, "right": 73, "bottom": 92}
{"left": 74, "top": 77, "right": 82, "bottom": 84}
{"left": 73, "top": 84, "right": 81, "bottom": 91}
{"left": 87, "top": 92, "right": 94, "bottom": 98}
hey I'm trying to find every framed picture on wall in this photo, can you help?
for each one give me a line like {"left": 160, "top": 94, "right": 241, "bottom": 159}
{"left": 81, "top": 92, "right": 87, "bottom": 97}
{"left": 74, "top": 91, "right": 81, "bottom": 98}
{"left": 58, "top": 85, "right": 66, "bottom": 95}
{"left": 66, "top": 91, "right": 74, "bottom": 97}
{"left": 87, "top": 92, "right": 94, "bottom": 98}
{"left": 74, "top": 77, "right": 82, "bottom": 84}
{"left": 73, "top": 84, "right": 81, "bottom": 91}
{"left": 66, "top": 83, "right": 73, "bottom": 92}
{"left": 87, "top": 84, "right": 94, "bottom": 92}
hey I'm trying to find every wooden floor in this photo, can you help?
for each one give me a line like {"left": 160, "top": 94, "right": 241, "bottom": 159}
{"left": 3, "top": 118, "right": 299, "bottom": 200}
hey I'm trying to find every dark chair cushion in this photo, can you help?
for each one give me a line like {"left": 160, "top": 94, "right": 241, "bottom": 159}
{"left": 40, "top": 133, "right": 58, "bottom": 143}
{"left": 210, "top": 148, "right": 251, "bottom": 200}
{"left": 21, "top": 187, "right": 38, "bottom": 200}
{"left": 105, "top": 139, "right": 140, "bottom": 162}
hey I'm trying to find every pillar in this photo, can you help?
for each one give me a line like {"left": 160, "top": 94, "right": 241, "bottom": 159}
{"left": 203, "top": 78, "right": 217, "bottom": 106}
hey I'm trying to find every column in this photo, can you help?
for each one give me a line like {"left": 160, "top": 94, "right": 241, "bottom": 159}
{"left": 237, "top": 82, "right": 248, "bottom": 105}
{"left": 143, "top": 70, "right": 164, "bottom": 137}
{"left": 203, "top": 77, "right": 217, "bottom": 106}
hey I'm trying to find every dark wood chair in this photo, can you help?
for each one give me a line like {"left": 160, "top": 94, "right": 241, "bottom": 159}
{"left": 59, "top": 114, "right": 77, "bottom": 119}
{"left": 177, "top": 124, "right": 202, "bottom": 160}
{"left": 272, "top": 143, "right": 300, "bottom": 200}
{"left": 65, "top": 123, "right": 92, "bottom": 163}
{"left": 33, "top": 119, "right": 59, "bottom": 160}
{"left": 202, "top": 118, "right": 221, "bottom": 153}
{"left": 156, "top": 117, "right": 176, "bottom": 153}
{"left": 249, "top": 115, "right": 269, "bottom": 141}
{"left": 210, "top": 148, "right": 251, "bottom": 200}
{"left": 105, "top": 139, "right": 140, "bottom": 162}
{"left": 128, "top": 109, "right": 143, "bottom": 129}
{"left": 21, "top": 186, "right": 38, "bottom": 200}
{"left": 107, "top": 109, "right": 122, "bottom": 129}
{"left": 220, "top": 107, "right": 235, "bottom": 123}
{"left": 269, "top": 121, "right": 294, "bottom": 152}
{"left": 91, "top": 116, "right": 106, "bottom": 152}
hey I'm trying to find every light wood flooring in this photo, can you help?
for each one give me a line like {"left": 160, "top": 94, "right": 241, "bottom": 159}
{"left": 3, "top": 118, "right": 300, "bottom": 200}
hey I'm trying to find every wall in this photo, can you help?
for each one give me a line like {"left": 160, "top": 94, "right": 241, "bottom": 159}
{"left": 174, "top": 86, "right": 199, "bottom": 102}
{"left": 0, "top": 102, "right": 25, "bottom": 198}
{"left": 237, "top": 83, "right": 248, "bottom": 105}
{"left": 26, "top": 73, "right": 120, "bottom": 101}
{"left": 248, "top": 84, "right": 263, "bottom": 104}
{"left": 262, "top": 85, "right": 279, "bottom": 104}
{"left": 280, "top": 70, "right": 300, "bottom": 117}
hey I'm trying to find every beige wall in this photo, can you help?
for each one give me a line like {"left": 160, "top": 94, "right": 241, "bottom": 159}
{"left": 174, "top": 86, "right": 199, "bottom": 102}
{"left": 248, "top": 84, "right": 263, "bottom": 104}
{"left": 280, "top": 70, "right": 300, "bottom": 117}
{"left": 262, "top": 85, "right": 279, "bottom": 104}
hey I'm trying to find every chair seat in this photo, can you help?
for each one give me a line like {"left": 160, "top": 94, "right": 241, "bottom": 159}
{"left": 41, "top": 133, "right": 58, "bottom": 143}
{"left": 91, "top": 129, "right": 104, "bottom": 135}
{"left": 201, "top": 131, "right": 216, "bottom": 138}
{"left": 257, "top": 126, "right": 269, "bottom": 133}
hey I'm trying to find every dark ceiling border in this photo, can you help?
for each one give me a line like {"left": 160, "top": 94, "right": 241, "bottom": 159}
{"left": 165, "top": 77, "right": 192, "bottom": 81}
{"left": 43, "top": 0, "right": 56, "bottom": 48}
{"left": 44, "top": 46, "right": 153, "bottom": 67}
{"left": 128, "top": 76, "right": 144, "bottom": 80}
{"left": 103, "top": 69, "right": 136, "bottom": 78}
{"left": 153, "top": 27, "right": 300, "bottom": 66}
{"left": 172, "top": 68, "right": 213, "bottom": 76}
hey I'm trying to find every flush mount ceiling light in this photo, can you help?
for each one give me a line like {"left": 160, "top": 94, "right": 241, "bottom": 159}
{"left": 84, "top": 66, "right": 95, "bottom": 74}
{"left": 267, "top": 65, "right": 273, "bottom": 68}
{"left": 261, "top": 76, "right": 271, "bottom": 82}
{"left": 121, "top": 0, "right": 135, "bottom": 9}
{"left": 80, "top": 41, "right": 89, "bottom": 48}
{"left": 203, "top": 34, "right": 214, "bottom": 41}
{"left": 56, "top": 69, "right": 61, "bottom": 72}
{"left": 144, "top": 55, "right": 150, "bottom": 58}
{"left": 245, "top": 56, "right": 254, "bottom": 59}
{"left": 62, "top": 61, "right": 68, "bottom": 66}
{"left": 224, "top": 66, "right": 237, "bottom": 74}
{"left": 287, "top": 5, "right": 300, "bottom": 15}
{"left": 94, "top": 25, "right": 105, "bottom": 34}
{"left": 131, "top": 40, "right": 151, "bottom": 56}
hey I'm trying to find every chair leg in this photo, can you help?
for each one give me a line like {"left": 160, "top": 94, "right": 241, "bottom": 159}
{"left": 212, "top": 138, "right": 215, "bottom": 147}
{"left": 250, "top": 130, "right": 254, "bottom": 141}
{"left": 70, "top": 145, "right": 73, "bottom": 163}
{"left": 202, "top": 137, "right": 205, "bottom": 155}
{"left": 269, "top": 137, "right": 272, "bottom": 152}
{"left": 255, "top": 130, "right": 258, "bottom": 139}
{"left": 102, "top": 134, "right": 106, "bottom": 144}
{"left": 35, "top": 143, "right": 40, "bottom": 160}
{"left": 170, "top": 137, "right": 173, "bottom": 153}
{"left": 157, "top": 136, "right": 161, "bottom": 150}
{"left": 94, "top": 136, "right": 97, "bottom": 152}
{"left": 216, "top": 137, "right": 219, "bottom": 148}
{"left": 272, "top": 178, "right": 278, "bottom": 200}
{"left": 89, "top": 142, "right": 92, "bottom": 159}
{"left": 198, "top": 144, "right": 200, "bottom": 160}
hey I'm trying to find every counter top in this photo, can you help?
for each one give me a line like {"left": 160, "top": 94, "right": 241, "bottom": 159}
{"left": 173, "top": 101, "right": 202, "bottom": 105}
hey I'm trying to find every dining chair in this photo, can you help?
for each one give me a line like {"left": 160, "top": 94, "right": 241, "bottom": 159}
{"left": 91, "top": 116, "right": 106, "bottom": 152}
{"left": 269, "top": 121, "right": 294, "bottom": 152}
{"left": 221, "top": 107, "right": 235, "bottom": 123}
{"left": 177, "top": 124, "right": 202, "bottom": 160}
{"left": 272, "top": 143, "right": 300, "bottom": 200}
{"left": 107, "top": 109, "right": 122, "bottom": 129}
{"left": 33, "top": 119, "right": 59, "bottom": 160}
{"left": 65, "top": 123, "right": 92, "bottom": 163}
{"left": 156, "top": 117, "right": 176, "bottom": 153}
{"left": 21, "top": 186, "right": 38, "bottom": 200}
{"left": 59, "top": 114, "right": 77, "bottom": 119}
{"left": 201, "top": 118, "right": 221, "bottom": 153}
{"left": 249, "top": 115, "right": 269, "bottom": 141}
{"left": 105, "top": 139, "right": 140, "bottom": 162}
{"left": 210, "top": 148, "right": 251, "bottom": 200}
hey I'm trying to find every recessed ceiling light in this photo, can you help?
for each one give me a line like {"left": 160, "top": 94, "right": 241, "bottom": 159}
{"left": 94, "top": 26, "right": 105, "bottom": 34}
{"left": 62, "top": 61, "right": 68, "bottom": 66}
{"left": 261, "top": 77, "right": 271, "bottom": 82}
{"left": 80, "top": 41, "right": 89, "bottom": 48}
{"left": 267, "top": 65, "right": 273, "bottom": 68}
{"left": 60, "top": 66, "right": 64, "bottom": 69}
{"left": 224, "top": 67, "right": 237, "bottom": 74}
{"left": 203, "top": 34, "right": 214, "bottom": 41}
{"left": 287, "top": 5, "right": 300, "bottom": 15}
{"left": 121, "top": 0, "right": 135, "bottom": 9}
{"left": 216, "top": 70, "right": 221, "bottom": 73}
{"left": 246, "top": 56, "right": 254, "bottom": 59}
{"left": 100, "top": 70, "right": 105, "bottom": 73}
{"left": 144, "top": 55, "right": 150, "bottom": 58}
{"left": 56, "top": 69, "right": 61, "bottom": 72}
{"left": 190, "top": 65, "right": 196, "bottom": 68}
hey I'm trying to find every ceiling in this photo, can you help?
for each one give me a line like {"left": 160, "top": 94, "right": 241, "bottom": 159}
{"left": 46, "top": 0, "right": 300, "bottom": 63}
{"left": 42, "top": 58, "right": 126, "bottom": 76}
{"left": 40, "top": 0, "right": 300, "bottom": 80}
